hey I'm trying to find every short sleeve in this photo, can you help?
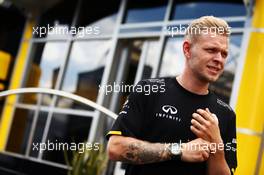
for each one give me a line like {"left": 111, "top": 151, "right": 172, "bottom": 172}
{"left": 224, "top": 111, "right": 237, "bottom": 175}
{"left": 106, "top": 80, "right": 147, "bottom": 140}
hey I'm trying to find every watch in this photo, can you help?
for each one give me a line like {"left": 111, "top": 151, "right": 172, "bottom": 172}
{"left": 169, "top": 143, "right": 182, "bottom": 161}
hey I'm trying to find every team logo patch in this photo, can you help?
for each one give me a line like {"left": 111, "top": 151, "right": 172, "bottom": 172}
{"left": 155, "top": 105, "right": 181, "bottom": 122}
{"left": 162, "top": 105, "right": 177, "bottom": 114}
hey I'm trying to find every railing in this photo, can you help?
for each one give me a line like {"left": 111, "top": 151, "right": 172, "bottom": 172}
{"left": 0, "top": 88, "right": 117, "bottom": 120}
{"left": 0, "top": 87, "right": 118, "bottom": 170}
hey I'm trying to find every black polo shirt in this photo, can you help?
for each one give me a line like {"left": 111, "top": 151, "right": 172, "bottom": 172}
{"left": 107, "top": 77, "right": 237, "bottom": 175}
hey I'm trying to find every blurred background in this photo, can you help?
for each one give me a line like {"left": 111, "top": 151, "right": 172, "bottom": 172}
{"left": 0, "top": 0, "right": 263, "bottom": 174}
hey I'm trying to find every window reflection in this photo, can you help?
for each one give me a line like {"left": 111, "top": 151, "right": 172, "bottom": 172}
{"left": 114, "top": 40, "right": 143, "bottom": 113}
{"left": 6, "top": 108, "right": 47, "bottom": 155}
{"left": 120, "top": 27, "right": 162, "bottom": 34}
{"left": 171, "top": 2, "right": 246, "bottom": 20}
{"left": 76, "top": 0, "right": 120, "bottom": 35}
{"left": 124, "top": 0, "right": 167, "bottom": 23}
{"left": 42, "top": 113, "right": 92, "bottom": 164}
{"left": 110, "top": 39, "right": 159, "bottom": 113}
{"left": 87, "top": 14, "right": 117, "bottom": 36}
{"left": 142, "top": 40, "right": 160, "bottom": 79}
{"left": 159, "top": 37, "right": 185, "bottom": 77}
{"left": 34, "top": 0, "right": 77, "bottom": 38}
{"left": 58, "top": 40, "right": 109, "bottom": 110}
{"left": 29, "top": 111, "right": 48, "bottom": 157}
{"left": 21, "top": 42, "right": 68, "bottom": 105}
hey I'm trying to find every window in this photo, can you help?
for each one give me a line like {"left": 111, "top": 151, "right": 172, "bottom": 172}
{"left": 6, "top": 108, "right": 46, "bottom": 155}
{"left": 76, "top": 0, "right": 120, "bottom": 36}
{"left": 140, "top": 40, "right": 160, "bottom": 79}
{"left": 42, "top": 113, "right": 92, "bottom": 164}
{"left": 34, "top": 0, "right": 77, "bottom": 38}
{"left": 20, "top": 42, "right": 69, "bottom": 106}
{"left": 124, "top": 0, "right": 168, "bottom": 23}
{"left": 5, "top": 0, "right": 121, "bottom": 165}
{"left": 58, "top": 40, "right": 110, "bottom": 110}
{"left": 159, "top": 37, "right": 185, "bottom": 77}
{"left": 171, "top": 2, "right": 246, "bottom": 20}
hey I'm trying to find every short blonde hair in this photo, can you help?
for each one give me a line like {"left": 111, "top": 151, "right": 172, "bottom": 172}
{"left": 185, "top": 16, "right": 231, "bottom": 41}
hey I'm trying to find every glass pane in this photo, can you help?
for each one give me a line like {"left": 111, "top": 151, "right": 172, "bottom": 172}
{"left": 142, "top": 40, "right": 160, "bottom": 79}
{"left": 34, "top": 0, "right": 77, "bottom": 38}
{"left": 159, "top": 37, "right": 185, "bottom": 77}
{"left": 42, "top": 113, "right": 92, "bottom": 164}
{"left": 6, "top": 108, "right": 35, "bottom": 154}
{"left": 20, "top": 42, "right": 69, "bottom": 106}
{"left": 124, "top": 0, "right": 167, "bottom": 23}
{"left": 171, "top": 2, "right": 246, "bottom": 20}
{"left": 228, "top": 21, "right": 245, "bottom": 28}
{"left": 111, "top": 40, "right": 143, "bottom": 113}
{"left": 30, "top": 111, "right": 48, "bottom": 157}
{"left": 77, "top": 0, "right": 120, "bottom": 36}
{"left": 159, "top": 34, "right": 243, "bottom": 103}
{"left": 6, "top": 108, "right": 33, "bottom": 154}
{"left": 78, "top": 14, "right": 117, "bottom": 37}
{"left": 57, "top": 40, "right": 109, "bottom": 110}
{"left": 120, "top": 27, "right": 162, "bottom": 34}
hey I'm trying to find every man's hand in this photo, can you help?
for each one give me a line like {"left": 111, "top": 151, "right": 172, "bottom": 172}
{"left": 190, "top": 108, "right": 223, "bottom": 144}
{"left": 190, "top": 108, "right": 231, "bottom": 175}
{"left": 181, "top": 138, "right": 210, "bottom": 162}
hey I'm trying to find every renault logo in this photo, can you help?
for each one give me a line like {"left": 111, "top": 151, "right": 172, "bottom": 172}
{"left": 162, "top": 105, "right": 177, "bottom": 114}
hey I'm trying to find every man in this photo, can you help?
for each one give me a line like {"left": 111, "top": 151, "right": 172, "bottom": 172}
{"left": 106, "top": 16, "right": 237, "bottom": 175}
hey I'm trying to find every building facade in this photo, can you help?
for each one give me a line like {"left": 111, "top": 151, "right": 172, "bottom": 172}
{"left": 0, "top": 0, "right": 263, "bottom": 174}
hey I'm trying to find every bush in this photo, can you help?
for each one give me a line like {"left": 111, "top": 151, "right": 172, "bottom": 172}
{"left": 64, "top": 143, "right": 108, "bottom": 175}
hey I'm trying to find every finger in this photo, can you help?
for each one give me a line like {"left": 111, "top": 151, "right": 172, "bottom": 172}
{"left": 190, "top": 125, "right": 203, "bottom": 138}
{"left": 206, "top": 108, "right": 211, "bottom": 114}
{"left": 206, "top": 108, "right": 218, "bottom": 121}
{"left": 199, "top": 142, "right": 210, "bottom": 152}
{"left": 204, "top": 145, "right": 211, "bottom": 154}
{"left": 196, "top": 109, "right": 214, "bottom": 122}
{"left": 212, "top": 114, "right": 219, "bottom": 125}
{"left": 191, "top": 119, "right": 206, "bottom": 131}
{"left": 192, "top": 113, "right": 209, "bottom": 126}
{"left": 206, "top": 108, "right": 219, "bottom": 125}
{"left": 202, "top": 151, "right": 210, "bottom": 160}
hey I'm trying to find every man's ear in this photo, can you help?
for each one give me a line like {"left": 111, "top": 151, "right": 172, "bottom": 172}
{"left": 183, "top": 40, "right": 191, "bottom": 59}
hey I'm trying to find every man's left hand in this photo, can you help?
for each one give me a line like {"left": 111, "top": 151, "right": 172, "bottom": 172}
{"left": 190, "top": 108, "right": 223, "bottom": 144}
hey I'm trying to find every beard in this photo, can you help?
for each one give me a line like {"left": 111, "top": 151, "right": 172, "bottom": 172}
{"left": 194, "top": 68, "right": 222, "bottom": 83}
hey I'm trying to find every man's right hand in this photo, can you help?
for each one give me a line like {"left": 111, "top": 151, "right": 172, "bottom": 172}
{"left": 181, "top": 138, "right": 210, "bottom": 162}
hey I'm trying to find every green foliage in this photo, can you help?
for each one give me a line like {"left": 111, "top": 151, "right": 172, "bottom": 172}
{"left": 64, "top": 143, "right": 108, "bottom": 175}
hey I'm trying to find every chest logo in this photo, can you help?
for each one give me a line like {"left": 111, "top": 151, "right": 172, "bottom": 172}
{"left": 162, "top": 105, "right": 177, "bottom": 114}
{"left": 155, "top": 105, "right": 181, "bottom": 122}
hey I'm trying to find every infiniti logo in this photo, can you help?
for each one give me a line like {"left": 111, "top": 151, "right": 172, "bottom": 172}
{"left": 155, "top": 105, "right": 180, "bottom": 121}
{"left": 162, "top": 105, "right": 177, "bottom": 114}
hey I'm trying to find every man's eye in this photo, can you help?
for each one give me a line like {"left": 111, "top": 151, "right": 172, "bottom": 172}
{"left": 206, "top": 49, "right": 214, "bottom": 53}
{"left": 222, "top": 52, "right": 228, "bottom": 58}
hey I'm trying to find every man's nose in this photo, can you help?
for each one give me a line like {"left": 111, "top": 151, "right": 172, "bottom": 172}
{"left": 213, "top": 52, "right": 223, "bottom": 62}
